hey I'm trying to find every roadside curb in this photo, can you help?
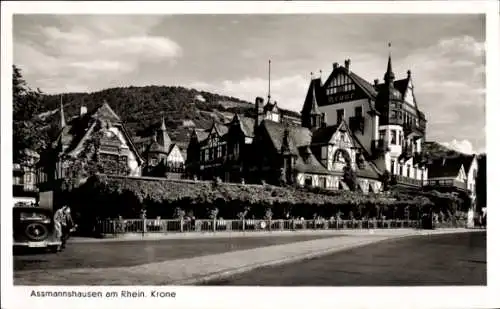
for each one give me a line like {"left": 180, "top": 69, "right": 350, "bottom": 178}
{"left": 172, "top": 229, "right": 482, "bottom": 285}
{"left": 174, "top": 237, "right": 390, "bottom": 285}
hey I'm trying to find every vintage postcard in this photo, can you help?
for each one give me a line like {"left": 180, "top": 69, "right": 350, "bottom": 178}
{"left": 1, "top": 1, "right": 498, "bottom": 309}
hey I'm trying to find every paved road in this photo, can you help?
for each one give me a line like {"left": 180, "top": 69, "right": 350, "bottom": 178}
{"left": 204, "top": 231, "right": 486, "bottom": 286}
{"left": 14, "top": 234, "right": 336, "bottom": 271}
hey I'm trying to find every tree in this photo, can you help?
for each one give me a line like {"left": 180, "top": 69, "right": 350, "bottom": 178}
{"left": 237, "top": 206, "right": 251, "bottom": 231}
{"left": 342, "top": 165, "right": 358, "bottom": 191}
{"left": 13, "top": 65, "right": 45, "bottom": 163}
{"left": 381, "top": 170, "right": 391, "bottom": 191}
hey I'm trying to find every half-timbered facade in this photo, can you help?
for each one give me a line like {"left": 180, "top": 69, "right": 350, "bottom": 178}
{"left": 142, "top": 117, "right": 185, "bottom": 178}
{"left": 38, "top": 102, "right": 144, "bottom": 188}
{"left": 301, "top": 55, "right": 428, "bottom": 188}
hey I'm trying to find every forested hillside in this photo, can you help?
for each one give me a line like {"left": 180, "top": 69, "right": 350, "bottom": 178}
{"left": 13, "top": 63, "right": 300, "bottom": 156}
{"left": 37, "top": 86, "right": 256, "bottom": 147}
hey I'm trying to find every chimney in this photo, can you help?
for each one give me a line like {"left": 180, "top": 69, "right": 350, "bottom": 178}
{"left": 374, "top": 79, "right": 379, "bottom": 86}
{"left": 333, "top": 62, "right": 339, "bottom": 69}
{"left": 80, "top": 105, "right": 87, "bottom": 116}
{"left": 344, "top": 59, "right": 351, "bottom": 72}
{"left": 407, "top": 70, "right": 412, "bottom": 78}
{"left": 254, "top": 97, "right": 264, "bottom": 131}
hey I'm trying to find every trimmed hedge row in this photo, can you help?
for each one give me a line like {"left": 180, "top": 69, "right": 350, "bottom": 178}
{"left": 68, "top": 175, "right": 464, "bottom": 223}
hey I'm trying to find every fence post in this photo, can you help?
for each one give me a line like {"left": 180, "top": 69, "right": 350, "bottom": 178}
{"left": 143, "top": 219, "right": 146, "bottom": 236}
{"left": 180, "top": 219, "right": 184, "bottom": 233}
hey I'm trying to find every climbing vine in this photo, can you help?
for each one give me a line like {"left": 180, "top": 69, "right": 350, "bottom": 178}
{"left": 61, "top": 125, "right": 131, "bottom": 191}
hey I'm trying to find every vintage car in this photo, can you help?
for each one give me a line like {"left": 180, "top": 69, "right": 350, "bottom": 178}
{"left": 13, "top": 206, "right": 62, "bottom": 253}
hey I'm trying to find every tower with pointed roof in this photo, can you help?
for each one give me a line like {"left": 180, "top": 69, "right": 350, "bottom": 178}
{"left": 298, "top": 43, "right": 429, "bottom": 189}
{"left": 157, "top": 116, "right": 172, "bottom": 152}
{"left": 59, "top": 95, "right": 66, "bottom": 129}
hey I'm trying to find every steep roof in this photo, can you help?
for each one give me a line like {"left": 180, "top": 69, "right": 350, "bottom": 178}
{"left": 311, "top": 125, "right": 339, "bottom": 145}
{"left": 231, "top": 114, "right": 256, "bottom": 138}
{"left": 295, "top": 146, "right": 331, "bottom": 175}
{"left": 261, "top": 120, "right": 311, "bottom": 156}
{"left": 301, "top": 79, "right": 325, "bottom": 114}
{"left": 51, "top": 101, "right": 144, "bottom": 164}
{"left": 321, "top": 65, "right": 379, "bottom": 113}
{"left": 428, "top": 157, "right": 464, "bottom": 178}
{"left": 356, "top": 161, "right": 381, "bottom": 180}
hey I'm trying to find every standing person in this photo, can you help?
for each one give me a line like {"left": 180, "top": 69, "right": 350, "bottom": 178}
{"left": 53, "top": 206, "right": 66, "bottom": 245}
{"left": 54, "top": 205, "right": 75, "bottom": 250}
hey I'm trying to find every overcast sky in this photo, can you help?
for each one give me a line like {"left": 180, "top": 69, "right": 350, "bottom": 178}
{"left": 13, "top": 14, "right": 485, "bottom": 154}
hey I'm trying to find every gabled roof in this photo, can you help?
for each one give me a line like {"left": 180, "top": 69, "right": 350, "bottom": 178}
{"left": 191, "top": 128, "right": 209, "bottom": 142}
{"left": 356, "top": 161, "right": 381, "bottom": 180}
{"left": 428, "top": 157, "right": 464, "bottom": 178}
{"left": 261, "top": 120, "right": 311, "bottom": 156}
{"left": 52, "top": 101, "right": 144, "bottom": 164}
{"left": 311, "top": 125, "right": 339, "bottom": 145}
{"left": 349, "top": 71, "right": 378, "bottom": 99}
{"left": 209, "top": 121, "right": 229, "bottom": 137}
{"left": 295, "top": 146, "right": 331, "bottom": 175}
{"left": 91, "top": 101, "right": 121, "bottom": 122}
{"left": 230, "top": 114, "right": 255, "bottom": 138}
{"left": 321, "top": 65, "right": 378, "bottom": 112}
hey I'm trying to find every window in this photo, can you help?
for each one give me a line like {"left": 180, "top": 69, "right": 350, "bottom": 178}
{"left": 151, "top": 158, "right": 158, "bottom": 166}
{"left": 305, "top": 176, "right": 313, "bottom": 186}
{"left": 320, "top": 177, "right": 327, "bottom": 188}
{"left": 336, "top": 109, "right": 344, "bottom": 124}
{"left": 355, "top": 106, "right": 362, "bottom": 118}
{"left": 399, "top": 164, "right": 403, "bottom": 176}
{"left": 391, "top": 160, "right": 396, "bottom": 174}
{"left": 397, "top": 131, "right": 402, "bottom": 145}
{"left": 390, "top": 130, "right": 397, "bottom": 145}
{"left": 340, "top": 132, "right": 346, "bottom": 142}
{"left": 217, "top": 146, "right": 222, "bottom": 158}
{"left": 379, "top": 130, "right": 386, "bottom": 140}
{"left": 204, "top": 150, "right": 209, "bottom": 162}
{"left": 221, "top": 144, "right": 226, "bottom": 157}
{"left": 321, "top": 146, "right": 328, "bottom": 160}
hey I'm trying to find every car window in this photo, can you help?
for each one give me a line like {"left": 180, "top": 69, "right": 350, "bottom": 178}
{"left": 19, "top": 212, "right": 50, "bottom": 221}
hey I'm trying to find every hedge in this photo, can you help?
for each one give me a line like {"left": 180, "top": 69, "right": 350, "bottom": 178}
{"left": 66, "top": 174, "right": 465, "bottom": 223}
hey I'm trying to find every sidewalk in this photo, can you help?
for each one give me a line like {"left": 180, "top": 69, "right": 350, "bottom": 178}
{"left": 69, "top": 228, "right": 479, "bottom": 243}
{"left": 16, "top": 228, "right": 481, "bottom": 285}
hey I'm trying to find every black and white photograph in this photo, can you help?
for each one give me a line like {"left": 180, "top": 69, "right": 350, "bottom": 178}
{"left": 1, "top": 1, "right": 499, "bottom": 309}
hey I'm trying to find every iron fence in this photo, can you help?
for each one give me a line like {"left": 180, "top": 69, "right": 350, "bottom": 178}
{"left": 94, "top": 218, "right": 441, "bottom": 235}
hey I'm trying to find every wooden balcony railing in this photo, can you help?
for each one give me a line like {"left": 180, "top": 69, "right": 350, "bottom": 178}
{"left": 424, "top": 179, "right": 467, "bottom": 191}
{"left": 393, "top": 175, "right": 422, "bottom": 187}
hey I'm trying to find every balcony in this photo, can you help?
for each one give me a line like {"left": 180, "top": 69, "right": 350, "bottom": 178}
{"left": 403, "top": 122, "right": 426, "bottom": 136}
{"left": 348, "top": 116, "right": 365, "bottom": 134}
{"left": 392, "top": 175, "right": 422, "bottom": 188}
{"left": 371, "top": 139, "right": 389, "bottom": 155}
{"left": 388, "top": 117, "right": 405, "bottom": 126}
{"left": 424, "top": 179, "right": 467, "bottom": 192}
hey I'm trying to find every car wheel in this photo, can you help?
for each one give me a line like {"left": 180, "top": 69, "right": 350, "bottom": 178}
{"left": 24, "top": 223, "right": 49, "bottom": 241}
